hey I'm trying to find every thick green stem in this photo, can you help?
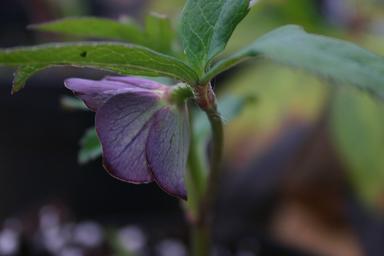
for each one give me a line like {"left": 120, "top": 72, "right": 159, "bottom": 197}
{"left": 199, "top": 104, "right": 224, "bottom": 221}
{"left": 187, "top": 83, "right": 224, "bottom": 256}
{"left": 186, "top": 105, "right": 209, "bottom": 256}
{"left": 186, "top": 112, "right": 207, "bottom": 220}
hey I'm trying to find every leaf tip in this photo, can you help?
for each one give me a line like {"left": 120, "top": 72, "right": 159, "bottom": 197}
{"left": 11, "top": 74, "right": 25, "bottom": 95}
{"left": 11, "top": 84, "right": 24, "bottom": 95}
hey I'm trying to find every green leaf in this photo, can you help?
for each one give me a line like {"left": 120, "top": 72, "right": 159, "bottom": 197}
{"left": 31, "top": 15, "right": 176, "bottom": 55}
{"left": 30, "top": 17, "right": 144, "bottom": 44}
{"left": 204, "top": 25, "right": 384, "bottom": 97}
{"left": 12, "top": 64, "right": 47, "bottom": 94}
{"left": 180, "top": 0, "right": 250, "bottom": 75}
{"left": 331, "top": 87, "right": 384, "bottom": 207}
{"left": 78, "top": 127, "right": 102, "bottom": 164}
{"left": 0, "top": 42, "right": 198, "bottom": 90}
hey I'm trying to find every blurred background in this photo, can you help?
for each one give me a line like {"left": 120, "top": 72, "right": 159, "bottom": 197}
{"left": 1, "top": 0, "right": 384, "bottom": 255}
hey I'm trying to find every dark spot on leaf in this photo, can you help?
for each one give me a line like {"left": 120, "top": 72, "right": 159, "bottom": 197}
{"left": 80, "top": 51, "right": 87, "bottom": 58}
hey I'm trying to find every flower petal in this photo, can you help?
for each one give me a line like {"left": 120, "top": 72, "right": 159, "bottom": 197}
{"left": 64, "top": 77, "right": 164, "bottom": 111}
{"left": 146, "top": 105, "right": 190, "bottom": 199}
{"left": 95, "top": 92, "right": 164, "bottom": 183}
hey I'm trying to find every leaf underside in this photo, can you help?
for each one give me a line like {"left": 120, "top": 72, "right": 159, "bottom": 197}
{"left": 0, "top": 42, "right": 198, "bottom": 92}
{"left": 206, "top": 25, "right": 384, "bottom": 98}
{"left": 12, "top": 64, "right": 47, "bottom": 93}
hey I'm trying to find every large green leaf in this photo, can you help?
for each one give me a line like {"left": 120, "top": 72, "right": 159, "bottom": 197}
{"left": 204, "top": 25, "right": 384, "bottom": 97}
{"left": 31, "top": 15, "right": 176, "bottom": 54}
{"left": 0, "top": 42, "right": 198, "bottom": 91}
{"left": 180, "top": 0, "right": 250, "bottom": 75}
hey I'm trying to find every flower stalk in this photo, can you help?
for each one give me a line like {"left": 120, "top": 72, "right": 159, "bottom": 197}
{"left": 188, "top": 83, "right": 224, "bottom": 256}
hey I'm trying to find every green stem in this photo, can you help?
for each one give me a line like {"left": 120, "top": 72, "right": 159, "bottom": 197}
{"left": 199, "top": 103, "right": 224, "bottom": 225}
{"left": 190, "top": 222, "right": 210, "bottom": 256}
{"left": 186, "top": 112, "right": 207, "bottom": 219}
{"left": 186, "top": 108, "right": 209, "bottom": 256}
{"left": 187, "top": 83, "right": 224, "bottom": 256}
{"left": 188, "top": 115, "right": 206, "bottom": 198}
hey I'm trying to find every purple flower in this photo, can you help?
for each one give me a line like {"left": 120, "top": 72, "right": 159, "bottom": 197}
{"left": 64, "top": 76, "right": 189, "bottom": 199}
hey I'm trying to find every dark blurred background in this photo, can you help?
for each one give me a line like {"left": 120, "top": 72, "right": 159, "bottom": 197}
{"left": 1, "top": 0, "right": 384, "bottom": 256}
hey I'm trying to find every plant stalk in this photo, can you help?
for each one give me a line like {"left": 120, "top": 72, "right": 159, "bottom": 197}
{"left": 199, "top": 103, "right": 224, "bottom": 223}
{"left": 190, "top": 221, "right": 210, "bottom": 256}
{"left": 189, "top": 83, "right": 224, "bottom": 256}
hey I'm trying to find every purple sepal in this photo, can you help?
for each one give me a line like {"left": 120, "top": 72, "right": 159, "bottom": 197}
{"left": 64, "top": 76, "right": 165, "bottom": 111}
{"left": 95, "top": 92, "right": 162, "bottom": 183}
{"left": 146, "top": 106, "right": 189, "bottom": 199}
{"left": 103, "top": 76, "right": 163, "bottom": 90}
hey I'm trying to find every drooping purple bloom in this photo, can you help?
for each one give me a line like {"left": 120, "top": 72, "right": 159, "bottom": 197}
{"left": 64, "top": 76, "right": 189, "bottom": 199}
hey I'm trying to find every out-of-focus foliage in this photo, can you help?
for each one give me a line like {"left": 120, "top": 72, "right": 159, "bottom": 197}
{"left": 148, "top": 0, "right": 184, "bottom": 18}
{"left": 328, "top": 17, "right": 384, "bottom": 210}
{"left": 60, "top": 95, "right": 88, "bottom": 111}
{"left": 43, "top": 0, "right": 89, "bottom": 17}
{"left": 204, "top": 25, "right": 384, "bottom": 92}
{"left": 331, "top": 87, "right": 384, "bottom": 207}
{"left": 330, "top": 0, "right": 384, "bottom": 210}
{"left": 221, "top": 63, "right": 326, "bottom": 168}
{"left": 32, "top": 15, "right": 175, "bottom": 55}
{"left": 78, "top": 127, "right": 102, "bottom": 164}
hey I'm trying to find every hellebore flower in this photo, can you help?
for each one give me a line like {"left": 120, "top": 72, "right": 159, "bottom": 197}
{"left": 64, "top": 76, "right": 190, "bottom": 199}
